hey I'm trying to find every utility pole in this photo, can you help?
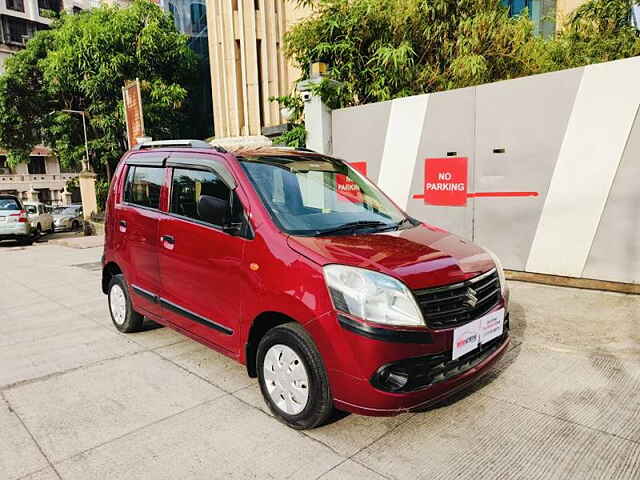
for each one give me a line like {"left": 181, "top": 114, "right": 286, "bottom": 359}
{"left": 61, "top": 109, "right": 90, "bottom": 172}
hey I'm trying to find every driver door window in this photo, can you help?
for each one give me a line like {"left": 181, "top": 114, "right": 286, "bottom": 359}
{"left": 170, "top": 168, "right": 229, "bottom": 226}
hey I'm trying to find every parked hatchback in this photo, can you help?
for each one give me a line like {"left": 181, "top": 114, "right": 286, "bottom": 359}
{"left": 102, "top": 140, "right": 510, "bottom": 429}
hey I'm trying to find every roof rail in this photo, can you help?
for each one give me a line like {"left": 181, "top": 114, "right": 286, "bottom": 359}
{"left": 133, "top": 139, "right": 227, "bottom": 153}
{"left": 270, "top": 145, "right": 318, "bottom": 153}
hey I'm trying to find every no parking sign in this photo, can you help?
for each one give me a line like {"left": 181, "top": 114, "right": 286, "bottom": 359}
{"left": 423, "top": 157, "right": 468, "bottom": 206}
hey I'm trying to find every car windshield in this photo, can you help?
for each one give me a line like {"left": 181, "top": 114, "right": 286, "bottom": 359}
{"left": 53, "top": 207, "right": 77, "bottom": 215}
{"left": 239, "top": 155, "right": 409, "bottom": 236}
{"left": 0, "top": 198, "right": 21, "bottom": 211}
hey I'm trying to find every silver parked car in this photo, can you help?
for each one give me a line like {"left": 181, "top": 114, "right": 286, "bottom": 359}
{"left": 0, "top": 195, "right": 34, "bottom": 245}
{"left": 52, "top": 204, "right": 83, "bottom": 232}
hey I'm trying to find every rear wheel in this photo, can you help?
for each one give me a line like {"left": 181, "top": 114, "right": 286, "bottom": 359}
{"left": 107, "top": 274, "right": 144, "bottom": 333}
{"left": 257, "top": 323, "right": 333, "bottom": 429}
{"left": 72, "top": 220, "right": 79, "bottom": 231}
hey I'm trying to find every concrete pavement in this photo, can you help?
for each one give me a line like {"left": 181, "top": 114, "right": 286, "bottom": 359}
{"left": 1, "top": 241, "right": 639, "bottom": 480}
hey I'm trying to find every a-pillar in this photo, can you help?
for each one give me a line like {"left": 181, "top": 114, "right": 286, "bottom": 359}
{"left": 78, "top": 171, "right": 98, "bottom": 220}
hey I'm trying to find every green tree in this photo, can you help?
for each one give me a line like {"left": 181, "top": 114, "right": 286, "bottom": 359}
{"left": 0, "top": 0, "right": 199, "bottom": 177}
{"left": 284, "top": 0, "right": 550, "bottom": 109}
{"left": 549, "top": 0, "right": 640, "bottom": 69}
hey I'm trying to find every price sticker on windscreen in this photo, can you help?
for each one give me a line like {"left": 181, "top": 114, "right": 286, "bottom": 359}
{"left": 335, "top": 162, "right": 367, "bottom": 203}
{"left": 423, "top": 157, "right": 468, "bottom": 206}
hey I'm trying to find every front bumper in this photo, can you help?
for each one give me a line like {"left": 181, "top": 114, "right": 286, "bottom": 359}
{"left": 307, "top": 302, "right": 510, "bottom": 416}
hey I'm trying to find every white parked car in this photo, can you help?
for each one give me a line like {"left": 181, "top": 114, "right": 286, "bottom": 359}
{"left": 24, "top": 202, "right": 54, "bottom": 236}
{"left": 0, "top": 195, "right": 33, "bottom": 244}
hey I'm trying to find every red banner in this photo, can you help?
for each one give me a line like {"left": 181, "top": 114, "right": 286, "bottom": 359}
{"left": 336, "top": 162, "right": 367, "bottom": 203}
{"left": 423, "top": 157, "right": 468, "bottom": 206}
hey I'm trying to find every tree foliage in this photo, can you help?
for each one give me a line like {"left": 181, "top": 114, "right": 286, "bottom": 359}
{"left": 282, "top": 0, "right": 640, "bottom": 112}
{"left": 550, "top": 0, "right": 640, "bottom": 68}
{"left": 0, "top": 0, "right": 199, "bottom": 175}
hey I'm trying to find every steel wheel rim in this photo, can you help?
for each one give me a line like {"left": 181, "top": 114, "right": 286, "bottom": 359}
{"left": 109, "top": 284, "right": 127, "bottom": 326}
{"left": 263, "top": 344, "right": 310, "bottom": 415}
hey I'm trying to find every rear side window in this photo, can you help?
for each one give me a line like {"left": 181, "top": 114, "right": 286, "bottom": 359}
{"left": 0, "top": 198, "right": 21, "bottom": 210}
{"left": 124, "top": 166, "right": 164, "bottom": 209}
{"left": 170, "top": 168, "right": 230, "bottom": 225}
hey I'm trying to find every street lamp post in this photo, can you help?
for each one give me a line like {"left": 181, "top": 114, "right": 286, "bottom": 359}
{"left": 61, "top": 109, "right": 90, "bottom": 172}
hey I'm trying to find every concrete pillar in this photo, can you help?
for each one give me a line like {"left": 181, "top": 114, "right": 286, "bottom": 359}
{"left": 28, "top": 187, "right": 39, "bottom": 203}
{"left": 297, "top": 64, "right": 339, "bottom": 155}
{"left": 62, "top": 189, "right": 72, "bottom": 206}
{"left": 78, "top": 171, "right": 98, "bottom": 220}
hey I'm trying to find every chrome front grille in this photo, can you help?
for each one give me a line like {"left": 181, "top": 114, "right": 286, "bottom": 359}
{"left": 414, "top": 268, "right": 501, "bottom": 329}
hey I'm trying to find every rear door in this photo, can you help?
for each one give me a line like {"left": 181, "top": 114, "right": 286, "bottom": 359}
{"left": 157, "top": 154, "right": 251, "bottom": 354}
{"left": 114, "top": 155, "right": 166, "bottom": 317}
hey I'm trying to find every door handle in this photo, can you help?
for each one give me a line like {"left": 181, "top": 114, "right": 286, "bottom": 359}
{"left": 160, "top": 235, "right": 176, "bottom": 246}
{"left": 119, "top": 220, "right": 127, "bottom": 232}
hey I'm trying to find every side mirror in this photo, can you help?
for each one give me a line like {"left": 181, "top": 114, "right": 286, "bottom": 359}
{"left": 198, "top": 195, "right": 229, "bottom": 226}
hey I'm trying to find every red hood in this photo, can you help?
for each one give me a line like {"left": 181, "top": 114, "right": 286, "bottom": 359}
{"left": 287, "top": 224, "right": 495, "bottom": 290}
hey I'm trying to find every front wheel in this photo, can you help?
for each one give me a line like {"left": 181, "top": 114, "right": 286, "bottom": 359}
{"left": 257, "top": 323, "right": 333, "bottom": 429}
{"left": 107, "top": 274, "right": 144, "bottom": 333}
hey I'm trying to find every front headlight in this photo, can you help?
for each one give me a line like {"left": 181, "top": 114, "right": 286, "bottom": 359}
{"left": 487, "top": 249, "right": 507, "bottom": 297}
{"left": 323, "top": 265, "right": 424, "bottom": 327}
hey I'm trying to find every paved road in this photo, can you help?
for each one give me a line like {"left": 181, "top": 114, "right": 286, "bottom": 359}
{"left": 1, "top": 242, "right": 639, "bottom": 480}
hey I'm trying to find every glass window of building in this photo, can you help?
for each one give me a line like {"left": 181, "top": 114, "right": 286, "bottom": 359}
{"left": 501, "top": 0, "right": 555, "bottom": 37}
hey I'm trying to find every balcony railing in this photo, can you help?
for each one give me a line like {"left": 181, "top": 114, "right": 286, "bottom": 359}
{"left": 0, "top": 172, "right": 79, "bottom": 190}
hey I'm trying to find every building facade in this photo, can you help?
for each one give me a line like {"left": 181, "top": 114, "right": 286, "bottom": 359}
{"left": 158, "top": 0, "right": 214, "bottom": 139}
{"left": 501, "top": 0, "right": 557, "bottom": 36}
{"left": 0, "top": 148, "right": 80, "bottom": 205}
{"left": 0, "top": 0, "right": 57, "bottom": 73}
{"left": 206, "top": 0, "right": 311, "bottom": 138}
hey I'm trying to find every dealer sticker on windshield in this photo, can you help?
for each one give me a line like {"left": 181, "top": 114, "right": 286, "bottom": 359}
{"left": 452, "top": 308, "right": 505, "bottom": 360}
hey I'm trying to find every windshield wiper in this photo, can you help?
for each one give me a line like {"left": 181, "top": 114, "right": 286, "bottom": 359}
{"left": 316, "top": 220, "right": 392, "bottom": 236}
{"left": 395, "top": 217, "right": 415, "bottom": 230}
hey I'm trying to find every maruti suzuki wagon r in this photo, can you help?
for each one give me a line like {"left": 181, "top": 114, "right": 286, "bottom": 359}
{"left": 102, "top": 140, "right": 510, "bottom": 429}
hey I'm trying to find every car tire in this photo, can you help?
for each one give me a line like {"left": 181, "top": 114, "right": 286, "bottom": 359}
{"left": 72, "top": 220, "right": 79, "bottom": 231}
{"left": 107, "top": 274, "right": 144, "bottom": 333}
{"left": 257, "top": 322, "right": 333, "bottom": 430}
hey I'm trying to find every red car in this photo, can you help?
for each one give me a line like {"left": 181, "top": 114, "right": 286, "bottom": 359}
{"left": 102, "top": 140, "right": 510, "bottom": 429}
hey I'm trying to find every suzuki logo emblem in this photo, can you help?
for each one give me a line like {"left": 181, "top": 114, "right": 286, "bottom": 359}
{"left": 463, "top": 287, "right": 478, "bottom": 308}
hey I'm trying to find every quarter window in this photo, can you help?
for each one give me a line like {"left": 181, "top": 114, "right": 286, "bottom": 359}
{"left": 124, "top": 166, "right": 164, "bottom": 209}
{"left": 170, "top": 168, "right": 230, "bottom": 225}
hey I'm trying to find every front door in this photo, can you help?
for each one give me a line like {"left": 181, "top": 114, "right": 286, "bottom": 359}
{"left": 158, "top": 162, "right": 250, "bottom": 354}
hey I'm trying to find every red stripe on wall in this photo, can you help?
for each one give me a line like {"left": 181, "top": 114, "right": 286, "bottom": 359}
{"left": 412, "top": 192, "right": 539, "bottom": 200}
{"left": 467, "top": 192, "right": 539, "bottom": 198}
